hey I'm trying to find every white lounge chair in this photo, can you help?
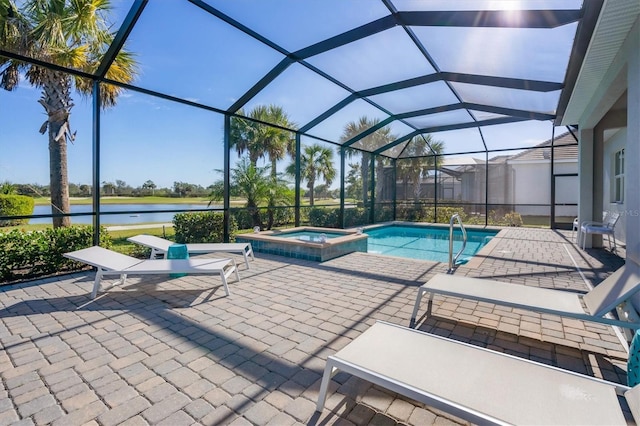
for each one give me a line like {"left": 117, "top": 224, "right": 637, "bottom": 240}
{"left": 581, "top": 211, "right": 620, "bottom": 251}
{"left": 127, "top": 234, "right": 254, "bottom": 269}
{"left": 410, "top": 260, "right": 640, "bottom": 329}
{"left": 64, "top": 246, "right": 240, "bottom": 299}
{"left": 316, "top": 321, "right": 637, "bottom": 425}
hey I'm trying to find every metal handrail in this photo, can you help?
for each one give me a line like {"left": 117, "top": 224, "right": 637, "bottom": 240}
{"left": 448, "top": 213, "right": 467, "bottom": 272}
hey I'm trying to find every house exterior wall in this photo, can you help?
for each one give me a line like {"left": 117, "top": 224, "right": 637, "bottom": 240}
{"left": 510, "top": 160, "right": 578, "bottom": 217}
{"left": 602, "top": 128, "right": 627, "bottom": 244}
{"left": 487, "top": 163, "right": 512, "bottom": 206}
{"left": 512, "top": 162, "right": 550, "bottom": 216}
{"left": 627, "top": 21, "right": 640, "bottom": 267}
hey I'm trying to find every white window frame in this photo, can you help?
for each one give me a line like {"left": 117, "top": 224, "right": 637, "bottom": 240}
{"left": 614, "top": 148, "right": 624, "bottom": 203}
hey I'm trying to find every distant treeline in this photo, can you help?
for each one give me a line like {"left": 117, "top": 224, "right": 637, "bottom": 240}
{"left": 6, "top": 180, "right": 212, "bottom": 198}
{"left": 4, "top": 180, "right": 340, "bottom": 200}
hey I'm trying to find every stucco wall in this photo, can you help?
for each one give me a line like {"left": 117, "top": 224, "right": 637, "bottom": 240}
{"left": 602, "top": 128, "right": 627, "bottom": 244}
{"left": 512, "top": 161, "right": 578, "bottom": 217}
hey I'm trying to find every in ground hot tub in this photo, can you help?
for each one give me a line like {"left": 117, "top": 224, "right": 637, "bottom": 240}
{"left": 236, "top": 227, "right": 367, "bottom": 261}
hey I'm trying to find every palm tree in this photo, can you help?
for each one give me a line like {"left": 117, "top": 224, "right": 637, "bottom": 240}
{"left": 102, "top": 181, "right": 116, "bottom": 196}
{"left": 398, "top": 135, "right": 445, "bottom": 202}
{"left": 0, "top": 181, "right": 16, "bottom": 195}
{"left": 340, "top": 117, "right": 395, "bottom": 206}
{"left": 286, "top": 143, "right": 336, "bottom": 207}
{"left": 209, "top": 157, "right": 293, "bottom": 229}
{"left": 142, "top": 180, "right": 156, "bottom": 196}
{"left": 230, "top": 105, "right": 296, "bottom": 171}
{"left": 230, "top": 104, "right": 296, "bottom": 229}
{"left": 0, "top": 0, "right": 138, "bottom": 227}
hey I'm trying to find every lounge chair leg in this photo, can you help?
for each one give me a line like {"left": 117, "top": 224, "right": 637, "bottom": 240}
{"left": 426, "top": 292, "right": 434, "bottom": 317}
{"left": 220, "top": 273, "right": 230, "bottom": 296}
{"left": 316, "top": 362, "right": 336, "bottom": 412}
{"left": 248, "top": 244, "right": 254, "bottom": 261}
{"left": 243, "top": 252, "right": 250, "bottom": 269}
{"left": 92, "top": 269, "right": 103, "bottom": 299}
{"left": 410, "top": 287, "right": 427, "bottom": 328}
{"left": 233, "top": 260, "right": 240, "bottom": 282}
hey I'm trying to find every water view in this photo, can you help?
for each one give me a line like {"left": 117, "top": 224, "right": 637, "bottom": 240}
{"left": 29, "top": 204, "right": 220, "bottom": 225}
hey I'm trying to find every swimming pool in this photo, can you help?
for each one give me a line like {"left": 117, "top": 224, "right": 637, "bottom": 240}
{"left": 365, "top": 224, "right": 497, "bottom": 263}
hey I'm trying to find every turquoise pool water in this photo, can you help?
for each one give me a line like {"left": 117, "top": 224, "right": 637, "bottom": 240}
{"left": 278, "top": 230, "right": 345, "bottom": 243}
{"left": 365, "top": 225, "right": 497, "bottom": 263}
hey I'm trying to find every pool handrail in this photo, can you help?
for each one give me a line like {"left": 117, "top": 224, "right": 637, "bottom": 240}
{"left": 448, "top": 213, "right": 467, "bottom": 272}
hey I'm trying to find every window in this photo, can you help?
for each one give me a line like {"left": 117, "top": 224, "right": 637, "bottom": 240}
{"left": 614, "top": 148, "right": 624, "bottom": 203}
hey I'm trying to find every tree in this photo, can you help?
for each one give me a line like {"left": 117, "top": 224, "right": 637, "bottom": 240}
{"left": 345, "top": 163, "right": 362, "bottom": 201}
{"left": 0, "top": 181, "right": 16, "bottom": 195}
{"left": 209, "top": 157, "right": 292, "bottom": 229}
{"left": 78, "top": 184, "right": 91, "bottom": 197}
{"left": 341, "top": 117, "right": 394, "bottom": 206}
{"left": 102, "top": 181, "right": 115, "bottom": 196}
{"left": 115, "top": 179, "right": 132, "bottom": 196}
{"left": 0, "top": 0, "right": 138, "bottom": 227}
{"left": 397, "top": 135, "right": 445, "bottom": 202}
{"left": 230, "top": 105, "right": 296, "bottom": 170}
{"left": 231, "top": 105, "right": 297, "bottom": 229}
{"left": 286, "top": 143, "right": 335, "bottom": 207}
{"left": 142, "top": 180, "right": 156, "bottom": 196}
{"left": 173, "top": 181, "right": 198, "bottom": 198}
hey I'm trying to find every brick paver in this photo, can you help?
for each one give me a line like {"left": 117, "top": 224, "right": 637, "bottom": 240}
{"left": 0, "top": 228, "right": 630, "bottom": 425}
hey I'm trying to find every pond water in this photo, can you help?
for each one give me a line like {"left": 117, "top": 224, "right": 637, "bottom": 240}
{"left": 29, "top": 204, "right": 220, "bottom": 225}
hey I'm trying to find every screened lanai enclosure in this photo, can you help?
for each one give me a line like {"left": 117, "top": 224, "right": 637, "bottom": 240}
{"left": 0, "top": 0, "right": 600, "bottom": 242}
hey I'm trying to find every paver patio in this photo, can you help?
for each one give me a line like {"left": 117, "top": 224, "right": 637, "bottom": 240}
{"left": 0, "top": 227, "right": 631, "bottom": 425}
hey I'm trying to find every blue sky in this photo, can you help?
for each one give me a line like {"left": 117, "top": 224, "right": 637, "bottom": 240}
{"left": 0, "top": 0, "right": 575, "bottom": 190}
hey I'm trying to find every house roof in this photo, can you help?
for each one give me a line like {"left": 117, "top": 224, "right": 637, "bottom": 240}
{"left": 508, "top": 132, "right": 577, "bottom": 162}
{"left": 560, "top": 0, "right": 640, "bottom": 125}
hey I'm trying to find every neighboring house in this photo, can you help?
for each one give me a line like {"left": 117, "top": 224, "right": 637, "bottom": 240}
{"left": 391, "top": 133, "right": 579, "bottom": 222}
{"left": 508, "top": 132, "right": 578, "bottom": 219}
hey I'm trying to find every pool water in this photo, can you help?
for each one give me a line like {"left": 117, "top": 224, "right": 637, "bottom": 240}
{"left": 365, "top": 225, "right": 497, "bottom": 263}
{"left": 278, "top": 230, "right": 345, "bottom": 243}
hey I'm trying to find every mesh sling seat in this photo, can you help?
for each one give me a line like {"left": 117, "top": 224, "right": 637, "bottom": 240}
{"left": 580, "top": 211, "right": 620, "bottom": 251}
{"left": 316, "top": 321, "right": 638, "bottom": 425}
{"left": 127, "top": 234, "right": 254, "bottom": 269}
{"left": 410, "top": 259, "right": 640, "bottom": 329}
{"left": 64, "top": 246, "right": 240, "bottom": 299}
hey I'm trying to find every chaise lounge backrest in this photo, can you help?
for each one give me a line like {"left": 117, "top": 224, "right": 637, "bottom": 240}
{"left": 128, "top": 235, "right": 174, "bottom": 252}
{"left": 66, "top": 246, "right": 142, "bottom": 271}
{"left": 583, "top": 258, "right": 640, "bottom": 317}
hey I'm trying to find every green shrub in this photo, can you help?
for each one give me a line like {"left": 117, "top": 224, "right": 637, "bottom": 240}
{"left": 269, "top": 206, "right": 295, "bottom": 227}
{"left": 299, "top": 206, "right": 311, "bottom": 225}
{"left": 0, "top": 226, "right": 110, "bottom": 282}
{"left": 374, "top": 205, "right": 393, "bottom": 223}
{"left": 397, "top": 204, "right": 428, "bottom": 222}
{"left": 433, "top": 207, "right": 467, "bottom": 224}
{"left": 344, "top": 207, "right": 368, "bottom": 227}
{"left": 308, "top": 207, "right": 339, "bottom": 228}
{"left": 503, "top": 212, "right": 524, "bottom": 227}
{"left": 0, "top": 195, "right": 34, "bottom": 227}
{"left": 487, "top": 210, "right": 523, "bottom": 226}
{"left": 173, "top": 211, "right": 237, "bottom": 243}
{"left": 232, "top": 209, "right": 253, "bottom": 231}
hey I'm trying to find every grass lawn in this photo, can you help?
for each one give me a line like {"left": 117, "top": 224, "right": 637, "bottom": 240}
{"left": 108, "top": 226, "right": 177, "bottom": 256}
{"left": 33, "top": 196, "right": 247, "bottom": 206}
